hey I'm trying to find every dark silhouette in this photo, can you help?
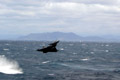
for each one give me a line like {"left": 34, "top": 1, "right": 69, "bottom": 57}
{"left": 37, "top": 41, "right": 59, "bottom": 53}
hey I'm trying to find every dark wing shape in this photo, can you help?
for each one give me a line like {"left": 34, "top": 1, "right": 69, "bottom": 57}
{"left": 49, "top": 40, "right": 59, "bottom": 47}
{"left": 37, "top": 45, "right": 57, "bottom": 53}
{"left": 37, "top": 41, "right": 59, "bottom": 53}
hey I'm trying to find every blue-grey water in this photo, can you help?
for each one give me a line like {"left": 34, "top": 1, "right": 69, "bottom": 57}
{"left": 0, "top": 41, "right": 120, "bottom": 80}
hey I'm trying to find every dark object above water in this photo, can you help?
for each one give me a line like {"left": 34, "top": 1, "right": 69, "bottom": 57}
{"left": 37, "top": 40, "right": 59, "bottom": 53}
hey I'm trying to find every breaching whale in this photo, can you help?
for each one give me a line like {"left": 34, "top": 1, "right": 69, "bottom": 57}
{"left": 37, "top": 41, "right": 59, "bottom": 53}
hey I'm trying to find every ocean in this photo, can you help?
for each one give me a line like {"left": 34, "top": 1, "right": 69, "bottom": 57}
{"left": 0, "top": 41, "right": 120, "bottom": 80}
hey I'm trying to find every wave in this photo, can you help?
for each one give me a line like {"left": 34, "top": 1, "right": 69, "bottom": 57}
{"left": 60, "top": 48, "right": 64, "bottom": 51}
{"left": 59, "top": 63, "right": 116, "bottom": 71}
{"left": 42, "top": 61, "right": 50, "bottom": 64}
{"left": 3, "top": 48, "right": 9, "bottom": 51}
{"left": 81, "top": 58, "right": 90, "bottom": 61}
{"left": 0, "top": 55, "right": 23, "bottom": 74}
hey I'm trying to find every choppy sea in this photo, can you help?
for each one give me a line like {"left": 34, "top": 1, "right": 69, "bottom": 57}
{"left": 0, "top": 41, "right": 120, "bottom": 80}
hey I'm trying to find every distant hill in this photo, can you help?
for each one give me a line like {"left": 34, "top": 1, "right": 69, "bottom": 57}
{"left": 18, "top": 32, "right": 105, "bottom": 41}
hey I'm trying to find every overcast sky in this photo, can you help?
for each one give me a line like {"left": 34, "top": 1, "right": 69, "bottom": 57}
{"left": 0, "top": 0, "right": 120, "bottom": 36}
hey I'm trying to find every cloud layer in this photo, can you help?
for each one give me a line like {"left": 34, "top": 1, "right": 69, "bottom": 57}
{"left": 0, "top": 0, "right": 120, "bottom": 36}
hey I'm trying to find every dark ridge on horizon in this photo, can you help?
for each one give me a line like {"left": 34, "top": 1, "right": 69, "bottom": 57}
{"left": 18, "top": 32, "right": 106, "bottom": 42}
{"left": 0, "top": 32, "right": 120, "bottom": 42}
{"left": 18, "top": 32, "right": 81, "bottom": 41}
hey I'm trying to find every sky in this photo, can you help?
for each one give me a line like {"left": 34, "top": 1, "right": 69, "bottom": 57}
{"left": 0, "top": 0, "right": 120, "bottom": 36}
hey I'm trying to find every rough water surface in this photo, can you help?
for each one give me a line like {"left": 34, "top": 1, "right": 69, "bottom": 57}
{"left": 0, "top": 41, "right": 120, "bottom": 80}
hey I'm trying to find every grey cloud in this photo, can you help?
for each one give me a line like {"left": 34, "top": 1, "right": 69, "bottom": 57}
{"left": 0, "top": 0, "right": 120, "bottom": 36}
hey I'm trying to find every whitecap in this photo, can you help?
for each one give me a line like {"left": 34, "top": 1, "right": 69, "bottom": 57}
{"left": 3, "top": 49, "right": 9, "bottom": 51}
{"left": 60, "top": 48, "right": 64, "bottom": 50}
{"left": 105, "top": 44, "right": 109, "bottom": 47}
{"left": 105, "top": 50, "right": 109, "bottom": 52}
{"left": 90, "top": 52, "right": 94, "bottom": 54}
{"left": 5, "top": 44, "right": 10, "bottom": 46}
{"left": 24, "top": 49, "right": 26, "bottom": 50}
{"left": 73, "top": 53, "right": 77, "bottom": 55}
{"left": 60, "top": 63, "right": 69, "bottom": 67}
{"left": 42, "top": 61, "right": 50, "bottom": 64}
{"left": 81, "top": 58, "right": 89, "bottom": 61}
{"left": 0, "top": 55, "right": 23, "bottom": 74}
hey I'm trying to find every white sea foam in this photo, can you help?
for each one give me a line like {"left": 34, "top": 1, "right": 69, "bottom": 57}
{"left": 60, "top": 48, "right": 64, "bottom": 50}
{"left": 90, "top": 52, "right": 94, "bottom": 54}
{"left": 105, "top": 44, "right": 109, "bottom": 47}
{"left": 42, "top": 61, "right": 50, "bottom": 64}
{"left": 3, "top": 49, "right": 9, "bottom": 51}
{"left": 24, "top": 48, "right": 27, "bottom": 50}
{"left": 105, "top": 50, "right": 109, "bottom": 52}
{"left": 5, "top": 44, "right": 10, "bottom": 46}
{"left": 0, "top": 55, "right": 23, "bottom": 74}
{"left": 81, "top": 58, "right": 89, "bottom": 61}
{"left": 73, "top": 53, "right": 77, "bottom": 55}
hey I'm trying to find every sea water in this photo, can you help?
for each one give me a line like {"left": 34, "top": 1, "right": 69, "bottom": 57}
{"left": 0, "top": 41, "right": 120, "bottom": 80}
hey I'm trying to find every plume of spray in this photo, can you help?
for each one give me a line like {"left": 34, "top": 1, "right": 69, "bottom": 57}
{"left": 0, "top": 55, "right": 23, "bottom": 74}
